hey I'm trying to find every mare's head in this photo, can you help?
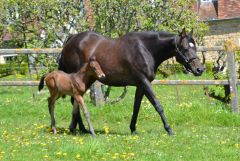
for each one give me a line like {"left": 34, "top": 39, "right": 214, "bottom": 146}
{"left": 174, "top": 29, "right": 204, "bottom": 76}
{"left": 88, "top": 56, "right": 106, "bottom": 81}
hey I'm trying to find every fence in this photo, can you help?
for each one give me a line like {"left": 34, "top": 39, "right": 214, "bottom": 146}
{"left": 0, "top": 46, "right": 239, "bottom": 113}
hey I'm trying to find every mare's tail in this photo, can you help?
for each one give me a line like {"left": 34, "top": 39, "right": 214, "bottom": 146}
{"left": 38, "top": 74, "right": 46, "bottom": 92}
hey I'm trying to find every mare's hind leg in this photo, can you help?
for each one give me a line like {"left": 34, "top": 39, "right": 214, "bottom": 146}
{"left": 74, "top": 96, "right": 96, "bottom": 137}
{"left": 48, "top": 95, "right": 58, "bottom": 134}
{"left": 141, "top": 78, "right": 173, "bottom": 135}
{"left": 130, "top": 87, "right": 144, "bottom": 133}
{"left": 70, "top": 97, "right": 88, "bottom": 133}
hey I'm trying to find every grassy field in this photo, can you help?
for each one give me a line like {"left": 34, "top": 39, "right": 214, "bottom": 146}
{"left": 0, "top": 73, "right": 240, "bottom": 161}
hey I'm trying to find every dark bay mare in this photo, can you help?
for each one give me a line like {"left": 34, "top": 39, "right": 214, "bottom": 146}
{"left": 58, "top": 29, "right": 204, "bottom": 135}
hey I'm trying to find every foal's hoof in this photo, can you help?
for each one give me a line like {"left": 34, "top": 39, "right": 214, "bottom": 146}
{"left": 52, "top": 128, "right": 57, "bottom": 134}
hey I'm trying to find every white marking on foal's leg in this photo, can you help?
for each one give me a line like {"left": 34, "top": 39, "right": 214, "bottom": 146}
{"left": 52, "top": 127, "right": 57, "bottom": 134}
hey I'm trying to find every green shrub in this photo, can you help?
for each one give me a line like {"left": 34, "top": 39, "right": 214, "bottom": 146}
{"left": 204, "top": 61, "right": 214, "bottom": 73}
{"left": 157, "top": 63, "right": 184, "bottom": 77}
{"left": 0, "top": 63, "right": 28, "bottom": 77}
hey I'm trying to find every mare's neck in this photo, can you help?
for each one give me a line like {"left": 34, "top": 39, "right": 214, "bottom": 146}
{"left": 155, "top": 35, "right": 176, "bottom": 66}
{"left": 144, "top": 33, "right": 177, "bottom": 70}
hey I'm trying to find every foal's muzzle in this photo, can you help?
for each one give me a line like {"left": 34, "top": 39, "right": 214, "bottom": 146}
{"left": 98, "top": 74, "right": 106, "bottom": 81}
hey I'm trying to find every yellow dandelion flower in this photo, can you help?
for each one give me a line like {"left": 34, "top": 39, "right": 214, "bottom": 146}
{"left": 56, "top": 152, "right": 62, "bottom": 155}
{"left": 63, "top": 153, "right": 67, "bottom": 156}
{"left": 104, "top": 126, "right": 110, "bottom": 134}
{"left": 235, "top": 143, "right": 239, "bottom": 148}
{"left": 43, "top": 155, "right": 48, "bottom": 158}
{"left": 121, "top": 154, "right": 126, "bottom": 158}
{"left": 73, "top": 137, "right": 77, "bottom": 140}
{"left": 128, "top": 152, "right": 135, "bottom": 156}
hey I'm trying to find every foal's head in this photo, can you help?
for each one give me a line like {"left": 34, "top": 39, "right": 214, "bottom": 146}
{"left": 88, "top": 56, "right": 105, "bottom": 80}
{"left": 174, "top": 28, "right": 204, "bottom": 76}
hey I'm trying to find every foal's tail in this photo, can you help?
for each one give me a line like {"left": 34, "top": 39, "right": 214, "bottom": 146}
{"left": 38, "top": 74, "right": 46, "bottom": 92}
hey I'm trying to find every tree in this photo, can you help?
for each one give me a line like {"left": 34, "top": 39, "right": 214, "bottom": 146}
{"left": 0, "top": 0, "right": 89, "bottom": 76}
{"left": 90, "top": 0, "right": 208, "bottom": 42}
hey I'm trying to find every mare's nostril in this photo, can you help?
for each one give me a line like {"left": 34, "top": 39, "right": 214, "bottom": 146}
{"left": 196, "top": 68, "right": 204, "bottom": 74}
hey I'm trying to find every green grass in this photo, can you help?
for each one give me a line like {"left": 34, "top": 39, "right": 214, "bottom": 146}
{"left": 0, "top": 73, "right": 240, "bottom": 161}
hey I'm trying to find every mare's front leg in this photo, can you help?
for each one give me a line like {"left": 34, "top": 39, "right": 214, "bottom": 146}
{"left": 48, "top": 96, "right": 57, "bottom": 134}
{"left": 74, "top": 96, "right": 96, "bottom": 137}
{"left": 70, "top": 97, "right": 88, "bottom": 133}
{"left": 130, "top": 87, "right": 144, "bottom": 133}
{"left": 141, "top": 78, "right": 173, "bottom": 135}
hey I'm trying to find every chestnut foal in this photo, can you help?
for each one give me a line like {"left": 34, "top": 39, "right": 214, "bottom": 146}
{"left": 38, "top": 57, "right": 105, "bottom": 136}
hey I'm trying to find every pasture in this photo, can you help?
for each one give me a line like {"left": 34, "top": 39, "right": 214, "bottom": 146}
{"left": 0, "top": 73, "right": 240, "bottom": 161}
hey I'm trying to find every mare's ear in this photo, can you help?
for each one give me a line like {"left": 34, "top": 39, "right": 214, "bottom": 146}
{"left": 179, "top": 28, "right": 187, "bottom": 37}
{"left": 189, "top": 28, "right": 193, "bottom": 36}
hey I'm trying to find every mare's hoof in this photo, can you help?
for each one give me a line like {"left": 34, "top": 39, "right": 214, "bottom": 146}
{"left": 79, "top": 128, "right": 89, "bottom": 134}
{"left": 167, "top": 129, "right": 174, "bottom": 136}
{"left": 131, "top": 131, "right": 138, "bottom": 135}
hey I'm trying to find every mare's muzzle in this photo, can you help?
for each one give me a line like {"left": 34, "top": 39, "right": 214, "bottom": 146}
{"left": 185, "top": 57, "right": 204, "bottom": 76}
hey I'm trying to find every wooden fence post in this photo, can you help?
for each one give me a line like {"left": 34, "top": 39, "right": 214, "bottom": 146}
{"left": 90, "top": 81, "right": 105, "bottom": 106}
{"left": 225, "top": 40, "right": 239, "bottom": 113}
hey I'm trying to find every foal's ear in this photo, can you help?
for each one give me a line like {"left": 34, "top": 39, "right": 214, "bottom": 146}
{"left": 89, "top": 56, "right": 96, "bottom": 61}
{"left": 189, "top": 28, "right": 193, "bottom": 36}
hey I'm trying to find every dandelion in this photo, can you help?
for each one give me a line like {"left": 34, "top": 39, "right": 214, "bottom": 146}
{"left": 43, "top": 155, "right": 48, "bottom": 158}
{"left": 121, "top": 154, "right": 126, "bottom": 158}
{"left": 101, "top": 157, "right": 106, "bottom": 160}
{"left": 235, "top": 143, "right": 239, "bottom": 148}
{"left": 63, "top": 153, "right": 67, "bottom": 156}
{"left": 104, "top": 126, "right": 110, "bottom": 134}
{"left": 128, "top": 152, "right": 135, "bottom": 156}
{"left": 76, "top": 154, "right": 81, "bottom": 159}
{"left": 56, "top": 152, "right": 62, "bottom": 156}
{"left": 78, "top": 138, "right": 84, "bottom": 145}
{"left": 41, "top": 143, "right": 47, "bottom": 146}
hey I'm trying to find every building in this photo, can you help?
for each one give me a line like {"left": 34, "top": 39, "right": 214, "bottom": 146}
{"left": 193, "top": 0, "right": 240, "bottom": 46}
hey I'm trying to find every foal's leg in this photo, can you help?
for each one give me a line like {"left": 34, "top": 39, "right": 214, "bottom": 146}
{"left": 74, "top": 96, "right": 96, "bottom": 137}
{"left": 141, "top": 78, "right": 173, "bottom": 135}
{"left": 130, "top": 87, "right": 144, "bottom": 133}
{"left": 70, "top": 97, "right": 88, "bottom": 133}
{"left": 48, "top": 96, "right": 58, "bottom": 134}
